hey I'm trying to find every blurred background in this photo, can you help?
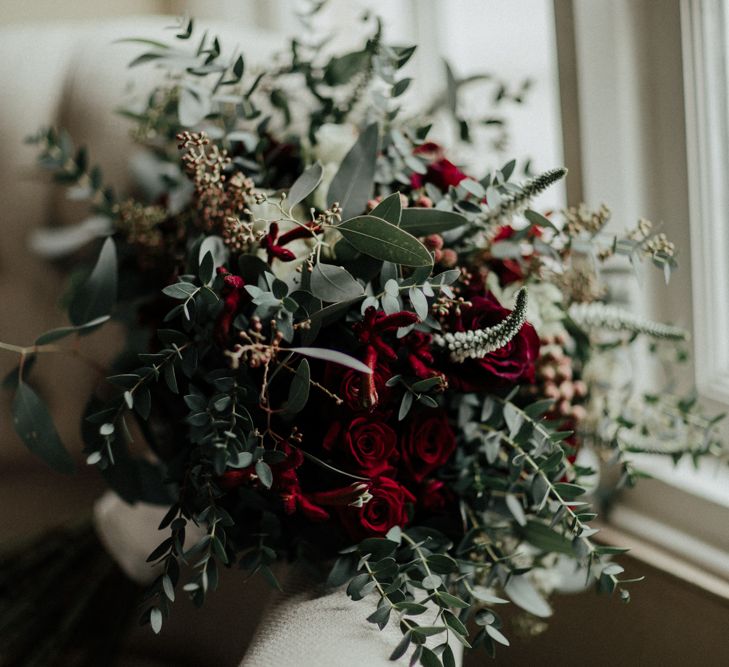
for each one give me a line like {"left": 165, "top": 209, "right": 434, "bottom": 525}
{"left": 0, "top": 1, "right": 727, "bottom": 665}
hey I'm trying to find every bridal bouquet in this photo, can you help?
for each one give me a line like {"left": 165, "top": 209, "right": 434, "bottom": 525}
{"left": 3, "top": 13, "right": 724, "bottom": 665}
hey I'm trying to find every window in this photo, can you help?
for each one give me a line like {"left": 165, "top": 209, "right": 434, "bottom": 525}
{"left": 180, "top": 0, "right": 565, "bottom": 208}
{"left": 567, "top": 0, "right": 729, "bottom": 579}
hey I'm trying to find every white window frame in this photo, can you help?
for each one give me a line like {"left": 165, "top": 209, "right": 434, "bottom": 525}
{"left": 567, "top": 0, "right": 729, "bottom": 582}
{"left": 683, "top": 0, "right": 729, "bottom": 407}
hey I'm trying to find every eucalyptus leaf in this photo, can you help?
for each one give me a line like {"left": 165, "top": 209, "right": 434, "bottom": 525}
{"left": 310, "top": 263, "right": 364, "bottom": 302}
{"left": 287, "top": 162, "right": 323, "bottom": 209}
{"left": 328, "top": 123, "right": 379, "bottom": 220}
{"left": 504, "top": 575, "right": 552, "bottom": 618}
{"left": 69, "top": 237, "right": 117, "bottom": 326}
{"left": 338, "top": 215, "right": 432, "bottom": 267}
{"left": 399, "top": 208, "right": 467, "bottom": 236}
{"left": 290, "top": 347, "right": 371, "bottom": 374}
{"left": 13, "top": 380, "right": 75, "bottom": 474}
{"left": 370, "top": 192, "right": 402, "bottom": 225}
{"left": 35, "top": 315, "right": 110, "bottom": 345}
{"left": 505, "top": 493, "right": 526, "bottom": 526}
{"left": 408, "top": 287, "right": 428, "bottom": 320}
{"left": 284, "top": 359, "right": 310, "bottom": 416}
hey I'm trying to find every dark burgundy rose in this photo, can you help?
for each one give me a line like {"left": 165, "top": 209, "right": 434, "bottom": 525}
{"left": 401, "top": 409, "right": 456, "bottom": 482}
{"left": 339, "top": 477, "right": 415, "bottom": 538}
{"left": 323, "top": 417, "right": 398, "bottom": 477}
{"left": 489, "top": 225, "right": 544, "bottom": 286}
{"left": 446, "top": 293, "right": 540, "bottom": 392}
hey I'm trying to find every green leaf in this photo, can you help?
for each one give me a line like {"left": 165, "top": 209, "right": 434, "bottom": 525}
{"left": 505, "top": 493, "right": 526, "bottom": 526}
{"left": 399, "top": 208, "right": 467, "bottom": 236}
{"left": 290, "top": 347, "right": 371, "bottom": 374}
{"left": 287, "top": 162, "right": 323, "bottom": 209}
{"left": 35, "top": 315, "right": 110, "bottom": 345}
{"left": 324, "top": 49, "right": 369, "bottom": 85}
{"left": 411, "top": 376, "right": 443, "bottom": 393}
{"left": 13, "top": 380, "right": 74, "bottom": 474}
{"left": 199, "top": 251, "right": 214, "bottom": 285}
{"left": 284, "top": 359, "right": 310, "bottom": 416}
{"left": 409, "top": 287, "right": 428, "bottom": 320}
{"left": 485, "top": 624, "right": 510, "bottom": 647}
{"left": 366, "top": 605, "right": 391, "bottom": 626}
{"left": 328, "top": 123, "right": 379, "bottom": 220}
{"left": 327, "top": 555, "right": 356, "bottom": 587}
{"left": 394, "top": 601, "right": 428, "bottom": 615}
{"left": 390, "top": 632, "right": 411, "bottom": 661}
{"left": 411, "top": 626, "right": 446, "bottom": 637}
{"left": 553, "top": 482, "right": 586, "bottom": 500}
{"left": 392, "top": 78, "right": 412, "bottom": 97}
{"left": 150, "top": 607, "right": 163, "bottom": 634}
{"left": 255, "top": 460, "right": 273, "bottom": 489}
{"left": 310, "top": 263, "right": 364, "bottom": 302}
{"left": 525, "top": 209, "right": 558, "bottom": 231}
{"left": 162, "top": 282, "right": 198, "bottom": 299}
{"left": 518, "top": 520, "right": 574, "bottom": 555}
{"left": 420, "top": 647, "right": 442, "bottom": 667}
{"left": 422, "top": 574, "right": 442, "bottom": 590}
{"left": 162, "top": 575, "right": 175, "bottom": 602}
{"left": 443, "top": 609, "right": 468, "bottom": 637}
{"left": 370, "top": 192, "right": 402, "bottom": 225}
{"left": 69, "top": 237, "right": 117, "bottom": 326}
{"left": 504, "top": 575, "right": 552, "bottom": 618}
{"left": 338, "top": 215, "right": 432, "bottom": 267}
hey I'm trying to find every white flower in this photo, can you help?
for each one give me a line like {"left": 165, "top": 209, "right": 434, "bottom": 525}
{"left": 309, "top": 123, "right": 358, "bottom": 210}
{"left": 313, "top": 123, "right": 358, "bottom": 164}
{"left": 489, "top": 276, "right": 567, "bottom": 338}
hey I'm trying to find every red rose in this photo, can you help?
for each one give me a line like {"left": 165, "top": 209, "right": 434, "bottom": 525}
{"left": 323, "top": 417, "right": 398, "bottom": 477}
{"left": 447, "top": 293, "right": 540, "bottom": 392}
{"left": 401, "top": 410, "right": 456, "bottom": 482}
{"left": 340, "top": 477, "right": 415, "bottom": 538}
{"left": 411, "top": 158, "right": 468, "bottom": 191}
{"left": 489, "top": 225, "right": 543, "bottom": 286}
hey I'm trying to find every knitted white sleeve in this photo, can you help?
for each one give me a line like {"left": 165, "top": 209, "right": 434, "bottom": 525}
{"left": 241, "top": 566, "right": 464, "bottom": 667}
